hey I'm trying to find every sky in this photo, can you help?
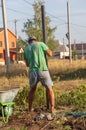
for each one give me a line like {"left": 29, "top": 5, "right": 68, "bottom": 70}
{"left": 0, "top": 0, "right": 86, "bottom": 44}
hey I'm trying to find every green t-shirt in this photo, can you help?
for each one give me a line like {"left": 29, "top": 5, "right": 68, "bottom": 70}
{"left": 24, "top": 42, "right": 48, "bottom": 71}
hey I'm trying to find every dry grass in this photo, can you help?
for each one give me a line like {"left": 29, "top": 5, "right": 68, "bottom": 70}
{"left": 48, "top": 59, "right": 86, "bottom": 74}
{"left": 48, "top": 59, "right": 86, "bottom": 91}
{"left": 0, "top": 59, "right": 86, "bottom": 91}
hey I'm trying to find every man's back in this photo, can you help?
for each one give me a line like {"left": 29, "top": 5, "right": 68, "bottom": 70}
{"left": 25, "top": 42, "right": 48, "bottom": 71}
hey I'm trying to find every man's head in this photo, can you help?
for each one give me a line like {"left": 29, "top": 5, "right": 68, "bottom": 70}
{"left": 28, "top": 36, "right": 37, "bottom": 44}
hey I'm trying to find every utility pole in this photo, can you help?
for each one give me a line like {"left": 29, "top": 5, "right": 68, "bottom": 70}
{"left": 63, "top": 38, "right": 65, "bottom": 59}
{"left": 2, "top": 0, "right": 10, "bottom": 72}
{"left": 81, "top": 42, "right": 83, "bottom": 58}
{"left": 41, "top": 5, "right": 46, "bottom": 44}
{"left": 41, "top": 5, "right": 49, "bottom": 109}
{"left": 14, "top": 19, "right": 18, "bottom": 38}
{"left": 14, "top": 19, "right": 18, "bottom": 63}
{"left": 74, "top": 39, "right": 76, "bottom": 50}
{"left": 67, "top": 0, "right": 72, "bottom": 63}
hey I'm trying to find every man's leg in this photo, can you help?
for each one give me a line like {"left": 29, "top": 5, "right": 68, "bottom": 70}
{"left": 28, "top": 87, "right": 36, "bottom": 112}
{"left": 46, "top": 87, "right": 55, "bottom": 112}
{"left": 29, "top": 71, "right": 38, "bottom": 112}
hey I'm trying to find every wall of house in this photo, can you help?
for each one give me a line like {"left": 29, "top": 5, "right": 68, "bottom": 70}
{"left": 60, "top": 52, "right": 69, "bottom": 59}
{"left": 0, "top": 31, "right": 5, "bottom": 62}
{"left": 0, "top": 29, "right": 16, "bottom": 64}
{"left": 8, "top": 30, "right": 16, "bottom": 48}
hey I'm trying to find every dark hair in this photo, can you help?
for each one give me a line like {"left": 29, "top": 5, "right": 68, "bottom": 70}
{"left": 28, "top": 36, "right": 37, "bottom": 43}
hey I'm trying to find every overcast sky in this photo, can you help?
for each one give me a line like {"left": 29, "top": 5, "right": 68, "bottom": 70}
{"left": 0, "top": 0, "right": 86, "bottom": 44}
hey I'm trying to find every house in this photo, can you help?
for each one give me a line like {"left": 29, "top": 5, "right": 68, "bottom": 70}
{"left": 71, "top": 43, "right": 86, "bottom": 59}
{"left": 54, "top": 40, "right": 69, "bottom": 59}
{"left": 0, "top": 28, "right": 17, "bottom": 65}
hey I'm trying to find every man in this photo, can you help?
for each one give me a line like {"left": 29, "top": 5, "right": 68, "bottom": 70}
{"left": 24, "top": 36, "right": 55, "bottom": 113}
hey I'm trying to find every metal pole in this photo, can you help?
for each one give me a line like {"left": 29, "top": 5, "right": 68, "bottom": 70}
{"left": 2, "top": 0, "right": 10, "bottom": 72}
{"left": 67, "top": 0, "right": 72, "bottom": 63}
{"left": 41, "top": 5, "right": 49, "bottom": 109}
{"left": 14, "top": 19, "right": 18, "bottom": 63}
{"left": 82, "top": 43, "right": 83, "bottom": 58}
{"left": 63, "top": 38, "right": 65, "bottom": 59}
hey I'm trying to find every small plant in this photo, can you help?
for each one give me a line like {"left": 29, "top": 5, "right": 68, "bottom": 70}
{"left": 7, "top": 127, "right": 16, "bottom": 130}
{"left": 20, "top": 127, "right": 27, "bottom": 130}
{"left": 56, "top": 84, "right": 86, "bottom": 110}
{"left": 15, "top": 85, "right": 29, "bottom": 106}
{"left": 63, "top": 125, "right": 72, "bottom": 130}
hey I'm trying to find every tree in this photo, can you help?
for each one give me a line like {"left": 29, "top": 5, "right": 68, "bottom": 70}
{"left": 22, "top": 0, "right": 57, "bottom": 51}
{"left": 17, "top": 36, "right": 26, "bottom": 49}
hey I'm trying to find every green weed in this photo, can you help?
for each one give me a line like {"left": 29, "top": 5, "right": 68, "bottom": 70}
{"left": 56, "top": 84, "right": 86, "bottom": 110}
{"left": 7, "top": 127, "right": 16, "bottom": 130}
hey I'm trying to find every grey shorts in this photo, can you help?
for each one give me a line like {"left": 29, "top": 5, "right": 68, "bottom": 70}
{"left": 29, "top": 71, "right": 53, "bottom": 88}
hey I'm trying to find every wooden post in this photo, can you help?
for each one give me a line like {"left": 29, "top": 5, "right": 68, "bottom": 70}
{"left": 41, "top": 5, "right": 49, "bottom": 109}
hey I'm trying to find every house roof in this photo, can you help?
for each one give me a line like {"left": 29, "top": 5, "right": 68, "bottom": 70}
{"left": 54, "top": 44, "right": 69, "bottom": 52}
{"left": 9, "top": 48, "right": 24, "bottom": 53}
{"left": 0, "top": 27, "right": 16, "bottom": 37}
{"left": 71, "top": 43, "right": 86, "bottom": 50}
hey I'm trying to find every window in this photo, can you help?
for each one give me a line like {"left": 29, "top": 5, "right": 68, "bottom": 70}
{"left": 0, "top": 53, "right": 3, "bottom": 58}
{"left": 11, "top": 42, "right": 15, "bottom": 47}
{"left": 0, "top": 41, "right": 2, "bottom": 47}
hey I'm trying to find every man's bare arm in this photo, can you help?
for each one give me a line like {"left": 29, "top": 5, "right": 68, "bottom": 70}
{"left": 45, "top": 49, "right": 52, "bottom": 56}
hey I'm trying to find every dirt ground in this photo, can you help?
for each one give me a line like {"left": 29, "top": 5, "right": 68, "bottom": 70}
{"left": 0, "top": 78, "right": 86, "bottom": 130}
{"left": 0, "top": 107, "right": 86, "bottom": 130}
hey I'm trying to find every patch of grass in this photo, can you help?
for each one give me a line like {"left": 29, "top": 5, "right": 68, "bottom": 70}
{"left": 20, "top": 127, "right": 27, "bottom": 130}
{"left": 56, "top": 84, "right": 86, "bottom": 111}
{"left": 15, "top": 84, "right": 86, "bottom": 111}
{"left": 54, "top": 68, "right": 86, "bottom": 81}
{"left": 15, "top": 85, "right": 29, "bottom": 106}
{"left": 7, "top": 127, "right": 16, "bottom": 130}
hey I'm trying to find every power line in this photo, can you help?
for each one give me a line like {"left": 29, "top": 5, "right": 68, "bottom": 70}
{"left": 6, "top": 7, "right": 30, "bottom": 15}
{"left": 47, "top": 12, "right": 86, "bottom": 28}
{"left": 23, "top": 0, "right": 33, "bottom": 5}
{"left": 1, "top": 3, "right": 86, "bottom": 29}
{"left": 0, "top": 4, "right": 32, "bottom": 16}
{"left": 47, "top": 12, "right": 67, "bottom": 23}
{"left": 71, "top": 23, "right": 86, "bottom": 28}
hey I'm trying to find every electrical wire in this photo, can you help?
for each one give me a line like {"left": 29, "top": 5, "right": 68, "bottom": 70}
{"left": 23, "top": 0, "right": 33, "bottom": 5}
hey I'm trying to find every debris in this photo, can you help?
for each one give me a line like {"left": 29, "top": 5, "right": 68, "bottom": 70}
{"left": 45, "top": 113, "right": 54, "bottom": 121}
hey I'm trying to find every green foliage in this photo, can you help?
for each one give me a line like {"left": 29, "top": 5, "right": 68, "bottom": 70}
{"left": 22, "top": 0, "right": 57, "bottom": 51}
{"left": 17, "top": 36, "right": 26, "bottom": 49}
{"left": 63, "top": 125, "right": 72, "bottom": 130}
{"left": 20, "top": 127, "right": 27, "bottom": 130}
{"left": 15, "top": 84, "right": 86, "bottom": 111}
{"left": 7, "top": 128, "right": 16, "bottom": 130}
{"left": 15, "top": 85, "right": 29, "bottom": 106}
{"left": 56, "top": 84, "right": 86, "bottom": 110}
{"left": 15, "top": 85, "right": 46, "bottom": 108}
{"left": 57, "top": 68, "right": 86, "bottom": 80}
{"left": 34, "top": 86, "right": 46, "bottom": 107}
{"left": 72, "top": 84, "right": 86, "bottom": 109}
{"left": 72, "top": 49, "right": 79, "bottom": 60}
{"left": 7, "top": 127, "right": 27, "bottom": 130}
{"left": 57, "top": 91, "right": 74, "bottom": 106}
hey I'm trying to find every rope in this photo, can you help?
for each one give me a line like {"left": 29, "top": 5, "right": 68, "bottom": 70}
{"left": 57, "top": 112, "right": 86, "bottom": 117}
